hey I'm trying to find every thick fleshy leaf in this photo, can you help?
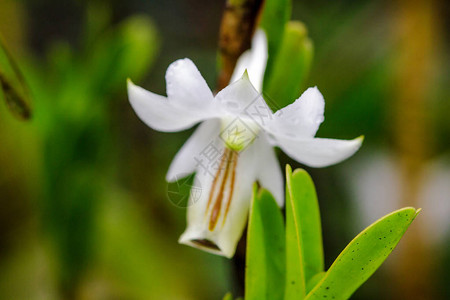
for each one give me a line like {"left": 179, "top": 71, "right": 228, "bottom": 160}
{"left": 254, "top": 134, "right": 283, "bottom": 206}
{"left": 230, "top": 29, "right": 268, "bottom": 92}
{"left": 285, "top": 177, "right": 306, "bottom": 299}
{"left": 286, "top": 166, "right": 324, "bottom": 285}
{"left": 260, "top": 0, "right": 291, "bottom": 86}
{"left": 165, "top": 58, "right": 215, "bottom": 109}
{"left": 166, "top": 119, "right": 221, "bottom": 181}
{"left": 306, "top": 272, "right": 325, "bottom": 294}
{"left": 128, "top": 80, "right": 210, "bottom": 132}
{"left": 285, "top": 165, "right": 325, "bottom": 300}
{"left": 276, "top": 136, "right": 364, "bottom": 168}
{"left": 246, "top": 186, "right": 286, "bottom": 300}
{"left": 268, "top": 87, "right": 324, "bottom": 138}
{"left": 306, "top": 207, "right": 421, "bottom": 300}
{"left": 265, "top": 21, "right": 313, "bottom": 110}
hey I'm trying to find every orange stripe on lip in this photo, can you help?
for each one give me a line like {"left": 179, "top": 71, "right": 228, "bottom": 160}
{"left": 205, "top": 148, "right": 228, "bottom": 214}
{"left": 222, "top": 150, "right": 238, "bottom": 227}
{"left": 209, "top": 148, "right": 232, "bottom": 231}
{"left": 204, "top": 147, "right": 238, "bottom": 232}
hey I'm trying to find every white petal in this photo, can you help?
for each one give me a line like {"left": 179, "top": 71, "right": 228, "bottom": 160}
{"left": 179, "top": 139, "right": 259, "bottom": 258}
{"left": 216, "top": 73, "right": 273, "bottom": 129}
{"left": 128, "top": 80, "right": 208, "bottom": 132}
{"left": 275, "top": 135, "right": 364, "bottom": 168}
{"left": 230, "top": 51, "right": 252, "bottom": 86}
{"left": 165, "top": 58, "right": 215, "bottom": 110}
{"left": 254, "top": 134, "right": 284, "bottom": 206}
{"left": 166, "top": 119, "right": 221, "bottom": 182}
{"left": 230, "top": 29, "right": 268, "bottom": 91}
{"left": 269, "top": 87, "right": 325, "bottom": 138}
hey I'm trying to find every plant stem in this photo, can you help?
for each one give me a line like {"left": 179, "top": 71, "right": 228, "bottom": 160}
{"left": 217, "top": 0, "right": 264, "bottom": 90}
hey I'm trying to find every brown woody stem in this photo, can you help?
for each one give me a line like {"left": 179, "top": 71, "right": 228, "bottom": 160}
{"left": 217, "top": 0, "right": 264, "bottom": 90}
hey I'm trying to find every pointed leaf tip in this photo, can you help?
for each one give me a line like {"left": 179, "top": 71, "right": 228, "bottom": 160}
{"left": 285, "top": 164, "right": 293, "bottom": 175}
{"left": 414, "top": 207, "right": 422, "bottom": 217}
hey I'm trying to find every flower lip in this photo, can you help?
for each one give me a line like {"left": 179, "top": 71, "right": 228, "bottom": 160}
{"left": 191, "top": 239, "right": 221, "bottom": 251}
{"left": 179, "top": 229, "right": 232, "bottom": 257}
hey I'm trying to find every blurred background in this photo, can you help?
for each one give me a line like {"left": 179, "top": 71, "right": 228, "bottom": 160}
{"left": 0, "top": 0, "right": 448, "bottom": 299}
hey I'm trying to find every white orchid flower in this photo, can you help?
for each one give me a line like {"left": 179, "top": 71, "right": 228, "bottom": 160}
{"left": 127, "top": 30, "right": 363, "bottom": 258}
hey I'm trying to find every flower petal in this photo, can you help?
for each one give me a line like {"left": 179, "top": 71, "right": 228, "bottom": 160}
{"left": 269, "top": 87, "right": 325, "bottom": 138}
{"left": 275, "top": 135, "right": 364, "bottom": 168}
{"left": 216, "top": 73, "right": 272, "bottom": 128}
{"left": 254, "top": 134, "right": 283, "bottom": 206}
{"left": 128, "top": 80, "right": 210, "bottom": 132}
{"left": 166, "top": 119, "right": 221, "bottom": 182}
{"left": 165, "top": 58, "right": 215, "bottom": 110}
{"left": 230, "top": 29, "right": 268, "bottom": 92}
{"left": 179, "top": 138, "right": 259, "bottom": 258}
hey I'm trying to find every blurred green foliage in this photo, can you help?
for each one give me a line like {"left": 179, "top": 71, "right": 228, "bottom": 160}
{"left": 0, "top": 36, "right": 32, "bottom": 119}
{"left": 264, "top": 21, "right": 313, "bottom": 110}
{"left": 260, "top": 0, "right": 291, "bottom": 83}
{"left": 29, "top": 8, "right": 158, "bottom": 296}
{"left": 260, "top": 0, "right": 313, "bottom": 110}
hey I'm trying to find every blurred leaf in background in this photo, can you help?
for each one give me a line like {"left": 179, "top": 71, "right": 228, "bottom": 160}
{"left": 28, "top": 7, "right": 159, "bottom": 297}
{"left": 260, "top": 0, "right": 314, "bottom": 111}
{"left": 0, "top": 36, "right": 32, "bottom": 119}
{"left": 264, "top": 21, "right": 313, "bottom": 110}
{"left": 1, "top": 2, "right": 161, "bottom": 298}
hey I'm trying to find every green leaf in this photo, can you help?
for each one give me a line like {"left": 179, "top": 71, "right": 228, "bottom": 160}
{"left": 86, "top": 15, "right": 159, "bottom": 96}
{"left": 306, "top": 207, "right": 421, "bottom": 300}
{"left": 83, "top": 1, "right": 112, "bottom": 47}
{"left": 264, "top": 21, "right": 313, "bottom": 110}
{"left": 246, "top": 185, "right": 286, "bottom": 300}
{"left": 223, "top": 292, "right": 233, "bottom": 300}
{"left": 289, "top": 166, "right": 325, "bottom": 282}
{"left": 306, "top": 272, "right": 325, "bottom": 294}
{"left": 260, "top": 0, "right": 291, "bottom": 84}
{"left": 0, "top": 73, "right": 31, "bottom": 120}
{"left": 285, "top": 165, "right": 324, "bottom": 300}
